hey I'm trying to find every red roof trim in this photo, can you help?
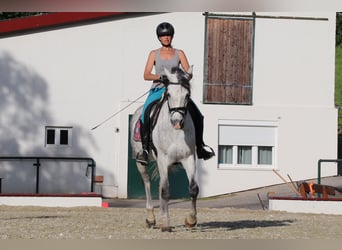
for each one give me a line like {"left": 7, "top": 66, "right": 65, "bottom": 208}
{"left": 0, "top": 12, "right": 125, "bottom": 36}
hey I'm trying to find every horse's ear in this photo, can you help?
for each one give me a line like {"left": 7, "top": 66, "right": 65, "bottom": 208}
{"left": 164, "top": 68, "right": 178, "bottom": 83}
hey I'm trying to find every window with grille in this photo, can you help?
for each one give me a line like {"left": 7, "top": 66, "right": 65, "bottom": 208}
{"left": 204, "top": 14, "right": 255, "bottom": 104}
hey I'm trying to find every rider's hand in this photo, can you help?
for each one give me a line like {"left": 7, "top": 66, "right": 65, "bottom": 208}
{"left": 160, "top": 75, "right": 169, "bottom": 84}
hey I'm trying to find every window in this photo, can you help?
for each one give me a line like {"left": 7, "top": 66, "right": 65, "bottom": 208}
{"left": 46, "top": 129, "right": 55, "bottom": 144}
{"left": 258, "top": 146, "right": 273, "bottom": 165}
{"left": 45, "top": 126, "right": 72, "bottom": 147}
{"left": 218, "top": 145, "right": 233, "bottom": 164}
{"left": 60, "top": 129, "right": 69, "bottom": 145}
{"left": 238, "top": 146, "right": 252, "bottom": 164}
{"left": 218, "top": 120, "right": 277, "bottom": 169}
{"left": 204, "top": 13, "right": 255, "bottom": 104}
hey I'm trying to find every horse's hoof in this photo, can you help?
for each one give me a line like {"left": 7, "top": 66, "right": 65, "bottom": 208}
{"left": 160, "top": 226, "right": 172, "bottom": 232}
{"left": 184, "top": 217, "right": 197, "bottom": 228}
{"left": 145, "top": 219, "right": 156, "bottom": 228}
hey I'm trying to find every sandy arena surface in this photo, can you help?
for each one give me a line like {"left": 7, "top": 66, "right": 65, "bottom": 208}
{"left": 1, "top": 176, "right": 342, "bottom": 239}
{"left": 1, "top": 205, "right": 342, "bottom": 239}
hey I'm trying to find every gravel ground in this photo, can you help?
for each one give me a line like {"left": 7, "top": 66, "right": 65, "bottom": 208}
{"left": 1, "top": 205, "right": 342, "bottom": 239}
{"left": 1, "top": 176, "right": 341, "bottom": 239}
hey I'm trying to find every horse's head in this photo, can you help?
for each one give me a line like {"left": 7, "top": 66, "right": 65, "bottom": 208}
{"left": 163, "top": 66, "right": 193, "bottom": 129}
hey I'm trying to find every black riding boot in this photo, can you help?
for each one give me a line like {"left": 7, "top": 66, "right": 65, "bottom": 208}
{"left": 136, "top": 119, "right": 149, "bottom": 165}
{"left": 188, "top": 100, "right": 215, "bottom": 160}
{"left": 136, "top": 100, "right": 159, "bottom": 165}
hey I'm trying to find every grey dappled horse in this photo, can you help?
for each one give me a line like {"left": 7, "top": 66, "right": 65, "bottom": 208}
{"left": 130, "top": 66, "right": 198, "bottom": 232}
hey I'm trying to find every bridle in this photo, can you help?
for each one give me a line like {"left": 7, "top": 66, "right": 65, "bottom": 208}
{"left": 160, "top": 66, "right": 192, "bottom": 129}
{"left": 164, "top": 82, "right": 190, "bottom": 119}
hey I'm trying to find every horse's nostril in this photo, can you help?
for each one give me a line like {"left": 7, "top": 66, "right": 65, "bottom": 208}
{"left": 174, "top": 122, "right": 181, "bottom": 129}
{"left": 171, "top": 118, "right": 183, "bottom": 129}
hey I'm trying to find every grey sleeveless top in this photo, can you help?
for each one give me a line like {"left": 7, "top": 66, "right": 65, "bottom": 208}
{"left": 152, "top": 48, "right": 179, "bottom": 88}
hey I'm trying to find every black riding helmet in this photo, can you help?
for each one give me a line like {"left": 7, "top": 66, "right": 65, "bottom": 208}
{"left": 156, "top": 22, "right": 175, "bottom": 38}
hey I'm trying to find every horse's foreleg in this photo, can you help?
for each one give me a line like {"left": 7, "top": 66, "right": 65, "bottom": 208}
{"left": 136, "top": 163, "right": 155, "bottom": 228}
{"left": 182, "top": 157, "right": 198, "bottom": 228}
{"left": 158, "top": 163, "right": 171, "bottom": 232}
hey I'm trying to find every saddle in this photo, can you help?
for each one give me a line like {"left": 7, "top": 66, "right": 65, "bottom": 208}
{"left": 133, "top": 98, "right": 165, "bottom": 142}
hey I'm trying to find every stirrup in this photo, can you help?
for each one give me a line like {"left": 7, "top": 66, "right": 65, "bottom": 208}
{"left": 197, "top": 145, "right": 215, "bottom": 160}
{"left": 136, "top": 150, "right": 149, "bottom": 165}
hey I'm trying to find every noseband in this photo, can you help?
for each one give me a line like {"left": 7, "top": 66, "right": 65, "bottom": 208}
{"left": 165, "top": 82, "right": 189, "bottom": 117}
{"left": 168, "top": 105, "right": 187, "bottom": 116}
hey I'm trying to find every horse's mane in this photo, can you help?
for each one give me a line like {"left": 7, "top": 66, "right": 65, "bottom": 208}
{"left": 170, "top": 67, "right": 191, "bottom": 94}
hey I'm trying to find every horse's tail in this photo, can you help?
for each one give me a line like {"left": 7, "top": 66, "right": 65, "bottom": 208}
{"left": 150, "top": 162, "right": 159, "bottom": 180}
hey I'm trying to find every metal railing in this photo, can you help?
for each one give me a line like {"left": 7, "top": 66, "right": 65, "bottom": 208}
{"left": 0, "top": 156, "right": 96, "bottom": 194}
{"left": 317, "top": 159, "right": 342, "bottom": 185}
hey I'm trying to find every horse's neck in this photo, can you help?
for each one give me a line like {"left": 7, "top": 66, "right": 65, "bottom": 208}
{"left": 154, "top": 103, "right": 194, "bottom": 134}
{"left": 155, "top": 103, "right": 174, "bottom": 130}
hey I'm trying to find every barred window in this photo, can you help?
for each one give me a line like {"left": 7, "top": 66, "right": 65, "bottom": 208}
{"left": 204, "top": 14, "right": 255, "bottom": 104}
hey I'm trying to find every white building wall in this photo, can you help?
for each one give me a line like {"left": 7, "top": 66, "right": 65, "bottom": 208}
{"left": 196, "top": 12, "right": 337, "bottom": 197}
{"left": 0, "top": 12, "right": 337, "bottom": 198}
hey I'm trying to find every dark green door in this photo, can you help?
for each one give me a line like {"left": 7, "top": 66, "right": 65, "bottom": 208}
{"left": 127, "top": 115, "right": 189, "bottom": 199}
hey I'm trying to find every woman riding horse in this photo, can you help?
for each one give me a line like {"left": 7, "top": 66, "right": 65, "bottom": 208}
{"left": 131, "top": 65, "right": 199, "bottom": 231}
{"left": 136, "top": 22, "right": 215, "bottom": 165}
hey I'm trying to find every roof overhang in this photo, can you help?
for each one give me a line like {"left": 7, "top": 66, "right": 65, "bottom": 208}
{"left": 0, "top": 12, "right": 125, "bottom": 37}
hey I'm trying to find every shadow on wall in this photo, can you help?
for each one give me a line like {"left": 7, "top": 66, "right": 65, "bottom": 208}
{"left": 0, "top": 51, "right": 100, "bottom": 194}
